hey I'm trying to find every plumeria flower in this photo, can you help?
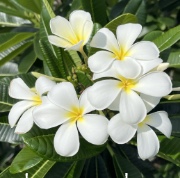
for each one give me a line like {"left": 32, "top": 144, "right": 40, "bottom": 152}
{"left": 108, "top": 111, "right": 172, "bottom": 160}
{"left": 33, "top": 82, "right": 109, "bottom": 157}
{"left": 88, "top": 23, "right": 160, "bottom": 79}
{"left": 48, "top": 10, "right": 93, "bottom": 53}
{"left": 8, "top": 77, "right": 56, "bottom": 134}
{"left": 88, "top": 67, "right": 172, "bottom": 124}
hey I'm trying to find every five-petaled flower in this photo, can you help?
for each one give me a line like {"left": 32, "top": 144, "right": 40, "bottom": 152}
{"left": 108, "top": 111, "right": 172, "bottom": 160}
{"left": 33, "top": 82, "right": 109, "bottom": 157}
{"left": 48, "top": 10, "right": 93, "bottom": 53}
{"left": 8, "top": 77, "right": 56, "bottom": 134}
{"left": 88, "top": 23, "right": 160, "bottom": 79}
{"left": 88, "top": 67, "right": 172, "bottom": 124}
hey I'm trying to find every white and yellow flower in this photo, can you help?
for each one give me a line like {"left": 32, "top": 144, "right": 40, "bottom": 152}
{"left": 108, "top": 111, "right": 172, "bottom": 160}
{"left": 48, "top": 10, "right": 93, "bottom": 52}
{"left": 33, "top": 82, "right": 109, "bottom": 157}
{"left": 8, "top": 77, "right": 56, "bottom": 134}
{"left": 88, "top": 67, "right": 172, "bottom": 124}
{"left": 88, "top": 23, "right": 160, "bottom": 79}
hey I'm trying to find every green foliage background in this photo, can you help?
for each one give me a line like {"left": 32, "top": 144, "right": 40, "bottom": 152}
{"left": 0, "top": 0, "right": 180, "bottom": 177}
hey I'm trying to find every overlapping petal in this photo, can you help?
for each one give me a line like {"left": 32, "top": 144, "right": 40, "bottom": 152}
{"left": 77, "top": 114, "right": 109, "bottom": 145}
{"left": 116, "top": 23, "right": 142, "bottom": 51}
{"left": 146, "top": 111, "right": 172, "bottom": 138}
{"left": 137, "top": 124, "right": 159, "bottom": 160}
{"left": 88, "top": 80, "right": 121, "bottom": 110}
{"left": 120, "top": 90, "right": 146, "bottom": 124}
{"left": 54, "top": 122, "right": 79, "bottom": 157}
{"left": 9, "top": 78, "right": 37, "bottom": 100}
{"left": 108, "top": 114, "right": 137, "bottom": 144}
{"left": 15, "top": 107, "right": 35, "bottom": 134}
{"left": 133, "top": 72, "right": 172, "bottom": 97}
{"left": 48, "top": 82, "right": 79, "bottom": 112}
{"left": 88, "top": 51, "right": 115, "bottom": 73}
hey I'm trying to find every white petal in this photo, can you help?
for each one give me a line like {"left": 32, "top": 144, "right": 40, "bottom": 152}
{"left": 9, "top": 78, "right": 36, "bottom": 100}
{"left": 79, "top": 88, "right": 95, "bottom": 114}
{"left": 48, "top": 82, "right": 79, "bottom": 112}
{"left": 114, "top": 57, "right": 142, "bottom": 79}
{"left": 35, "top": 76, "right": 56, "bottom": 96}
{"left": 88, "top": 51, "right": 115, "bottom": 73}
{"left": 8, "top": 101, "right": 34, "bottom": 128}
{"left": 50, "top": 16, "right": 76, "bottom": 43}
{"left": 88, "top": 80, "right": 121, "bottom": 110}
{"left": 146, "top": 111, "right": 172, "bottom": 138}
{"left": 90, "top": 28, "right": 119, "bottom": 52}
{"left": 65, "top": 40, "right": 83, "bottom": 51}
{"left": 33, "top": 102, "right": 69, "bottom": 129}
{"left": 116, "top": 23, "right": 142, "bottom": 51}
{"left": 138, "top": 58, "right": 163, "bottom": 75}
{"left": 69, "top": 10, "right": 92, "bottom": 43}
{"left": 108, "top": 113, "right": 137, "bottom": 144}
{"left": 140, "top": 94, "right": 160, "bottom": 112}
{"left": 120, "top": 90, "right": 146, "bottom": 124}
{"left": 129, "top": 41, "right": 159, "bottom": 60}
{"left": 15, "top": 107, "right": 35, "bottom": 134}
{"left": 92, "top": 65, "right": 119, "bottom": 80}
{"left": 108, "top": 93, "right": 120, "bottom": 111}
{"left": 134, "top": 72, "right": 172, "bottom": 97}
{"left": 54, "top": 122, "right": 79, "bottom": 156}
{"left": 48, "top": 35, "right": 72, "bottom": 48}
{"left": 137, "top": 125, "right": 159, "bottom": 160}
{"left": 77, "top": 114, "right": 109, "bottom": 145}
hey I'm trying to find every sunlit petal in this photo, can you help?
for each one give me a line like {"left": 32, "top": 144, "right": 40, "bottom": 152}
{"left": 77, "top": 114, "right": 109, "bottom": 145}
{"left": 108, "top": 113, "right": 137, "bottom": 144}
{"left": 120, "top": 90, "right": 146, "bottom": 124}
{"left": 65, "top": 40, "right": 84, "bottom": 51}
{"left": 146, "top": 111, "right": 172, "bottom": 138}
{"left": 54, "top": 122, "right": 79, "bottom": 157}
{"left": 88, "top": 80, "right": 121, "bottom": 110}
{"left": 137, "top": 124, "right": 159, "bottom": 160}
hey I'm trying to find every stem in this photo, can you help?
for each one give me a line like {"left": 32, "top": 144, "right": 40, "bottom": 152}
{"left": 79, "top": 47, "right": 88, "bottom": 66}
{"left": 107, "top": 143, "right": 114, "bottom": 156}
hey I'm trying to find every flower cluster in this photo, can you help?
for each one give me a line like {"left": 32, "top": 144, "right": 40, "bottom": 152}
{"left": 8, "top": 10, "right": 172, "bottom": 160}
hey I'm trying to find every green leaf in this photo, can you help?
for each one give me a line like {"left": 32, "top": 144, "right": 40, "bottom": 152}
{"left": 167, "top": 51, "right": 180, "bottom": 68}
{"left": 170, "top": 117, "right": 180, "bottom": 137}
{"left": 143, "top": 31, "right": 163, "bottom": 41}
{"left": 81, "top": 0, "right": 107, "bottom": 26}
{"left": 0, "top": 32, "right": 34, "bottom": 52}
{"left": 0, "top": 116, "right": 22, "bottom": 144}
{"left": 76, "top": 71, "right": 93, "bottom": 87}
{"left": 0, "top": 41, "right": 32, "bottom": 66}
{"left": 10, "top": 147, "right": 43, "bottom": 173}
{"left": 18, "top": 47, "right": 37, "bottom": 73}
{"left": 0, "top": 12, "right": 31, "bottom": 26}
{"left": 153, "top": 25, "right": 180, "bottom": 52}
{"left": 105, "top": 13, "right": 137, "bottom": 34}
{"left": 22, "top": 125, "right": 107, "bottom": 162}
{"left": 0, "top": 62, "right": 18, "bottom": 77}
{"left": 159, "top": 137, "right": 180, "bottom": 167}
{"left": 0, "top": 160, "right": 55, "bottom": 178}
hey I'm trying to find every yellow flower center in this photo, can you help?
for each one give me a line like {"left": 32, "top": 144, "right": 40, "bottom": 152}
{"left": 32, "top": 95, "right": 42, "bottom": 106}
{"left": 67, "top": 106, "right": 84, "bottom": 124}
{"left": 113, "top": 47, "right": 131, "bottom": 61}
{"left": 138, "top": 116, "right": 149, "bottom": 128}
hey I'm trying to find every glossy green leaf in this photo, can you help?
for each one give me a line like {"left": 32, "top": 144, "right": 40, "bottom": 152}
{"left": 0, "top": 116, "right": 22, "bottom": 144}
{"left": 143, "top": 31, "right": 163, "bottom": 41}
{"left": 159, "top": 137, "right": 180, "bottom": 167}
{"left": 68, "top": 51, "right": 82, "bottom": 67}
{"left": 76, "top": 71, "right": 93, "bottom": 87}
{"left": 153, "top": 25, "right": 180, "bottom": 52}
{"left": 22, "top": 125, "right": 107, "bottom": 162}
{"left": 10, "top": 147, "right": 43, "bottom": 174}
{"left": 105, "top": 13, "right": 137, "bottom": 34}
{"left": 0, "top": 62, "right": 18, "bottom": 77}
{"left": 0, "top": 32, "right": 34, "bottom": 52}
{"left": 168, "top": 51, "right": 180, "bottom": 68}
{"left": 0, "top": 160, "right": 55, "bottom": 178}
{"left": 81, "top": 0, "right": 107, "bottom": 26}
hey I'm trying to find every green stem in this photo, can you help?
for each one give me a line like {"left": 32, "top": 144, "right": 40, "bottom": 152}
{"left": 107, "top": 143, "right": 114, "bottom": 156}
{"left": 79, "top": 47, "right": 88, "bottom": 66}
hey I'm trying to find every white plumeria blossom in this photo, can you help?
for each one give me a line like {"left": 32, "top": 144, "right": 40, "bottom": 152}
{"left": 33, "top": 82, "right": 109, "bottom": 157}
{"left": 88, "top": 67, "right": 172, "bottom": 124}
{"left": 8, "top": 77, "right": 56, "bottom": 134}
{"left": 48, "top": 10, "right": 93, "bottom": 51}
{"left": 88, "top": 23, "right": 160, "bottom": 79}
{"left": 108, "top": 111, "right": 172, "bottom": 160}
